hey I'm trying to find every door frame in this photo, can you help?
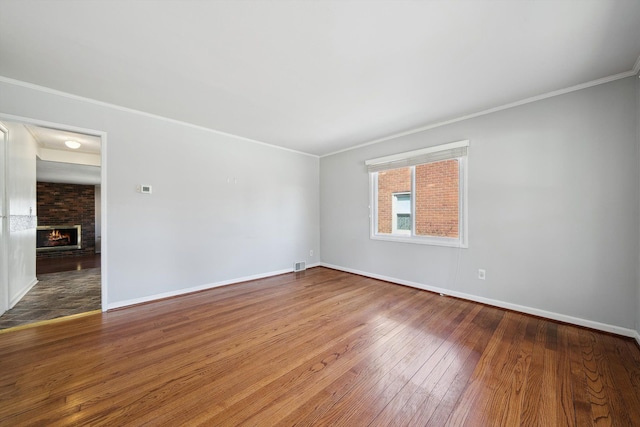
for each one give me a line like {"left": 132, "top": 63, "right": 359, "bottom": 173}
{"left": 0, "top": 113, "right": 108, "bottom": 312}
{"left": 0, "top": 122, "right": 8, "bottom": 316}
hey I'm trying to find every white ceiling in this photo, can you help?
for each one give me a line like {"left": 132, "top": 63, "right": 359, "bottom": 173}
{"left": 27, "top": 125, "right": 101, "bottom": 155}
{"left": 1, "top": 1, "right": 639, "bottom": 156}
{"left": 26, "top": 125, "right": 102, "bottom": 185}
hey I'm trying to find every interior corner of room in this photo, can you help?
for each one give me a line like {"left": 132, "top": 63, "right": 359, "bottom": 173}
{"left": 4, "top": 74, "right": 639, "bottom": 338}
{"left": 0, "top": 1, "right": 639, "bottom": 423}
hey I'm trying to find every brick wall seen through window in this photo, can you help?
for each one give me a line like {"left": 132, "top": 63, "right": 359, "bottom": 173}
{"left": 375, "top": 159, "right": 459, "bottom": 238}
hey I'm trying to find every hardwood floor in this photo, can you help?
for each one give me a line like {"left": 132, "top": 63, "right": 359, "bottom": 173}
{"left": 0, "top": 267, "right": 638, "bottom": 425}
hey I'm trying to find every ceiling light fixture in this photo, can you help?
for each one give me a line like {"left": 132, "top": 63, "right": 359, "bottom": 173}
{"left": 64, "top": 140, "right": 81, "bottom": 149}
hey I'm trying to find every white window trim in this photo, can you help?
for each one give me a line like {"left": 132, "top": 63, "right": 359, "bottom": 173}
{"left": 367, "top": 140, "right": 469, "bottom": 248}
{"left": 365, "top": 139, "right": 469, "bottom": 168}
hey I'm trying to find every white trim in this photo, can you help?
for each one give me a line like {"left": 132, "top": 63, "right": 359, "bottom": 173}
{"left": 0, "top": 113, "right": 106, "bottom": 139}
{"left": 370, "top": 234, "right": 466, "bottom": 248}
{"left": 100, "top": 133, "right": 108, "bottom": 312}
{"left": 2, "top": 68, "right": 636, "bottom": 161}
{"left": 106, "top": 265, "right": 319, "bottom": 311}
{"left": 637, "top": 63, "right": 640, "bottom": 349}
{"left": 0, "top": 113, "right": 109, "bottom": 313}
{"left": 322, "top": 70, "right": 638, "bottom": 158}
{"left": 0, "top": 122, "right": 8, "bottom": 316}
{"left": 0, "top": 76, "right": 318, "bottom": 159}
{"left": 320, "top": 262, "right": 638, "bottom": 338}
{"left": 2, "top": 68, "right": 636, "bottom": 162}
{"left": 9, "top": 278, "right": 38, "bottom": 308}
{"left": 369, "top": 150, "right": 468, "bottom": 248}
{"left": 365, "top": 140, "right": 469, "bottom": 166}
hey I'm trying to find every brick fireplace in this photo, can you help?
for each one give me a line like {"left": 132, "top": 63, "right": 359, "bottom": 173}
{"left": 36, "top": 182, "right": 96, "bottom": 259}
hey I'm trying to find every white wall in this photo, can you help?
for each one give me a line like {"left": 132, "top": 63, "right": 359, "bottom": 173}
{"left": 636, "top": 73, "right": 640, "bottom": 341}
{"left": 321, "top": 77, "right": 638, "bottom": 333}
{"left": 0, "top": 79, "right": 320, "bottom": 308}
{"left": 4, "top": 122, "right": 38, "bottom": 307}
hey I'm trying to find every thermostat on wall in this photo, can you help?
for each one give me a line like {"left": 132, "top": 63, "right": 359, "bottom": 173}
{"left": 137, "top": 185, "right": 152, "bottom": 194}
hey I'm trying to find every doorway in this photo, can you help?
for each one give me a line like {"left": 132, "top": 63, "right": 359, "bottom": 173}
{"left": 0, "top": 123, "right": 8, "bottom": 318}
{"left": 0, "top": 116, "right": 106, "bottom": 330}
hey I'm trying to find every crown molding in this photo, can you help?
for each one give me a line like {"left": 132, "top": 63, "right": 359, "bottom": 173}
{"left": 0, "top": 75, "right": 319, "bottom": 159}
{"left": 1, "top": 62, "right": 636, "bottom": 161}
{"left": 322, "top": 68, "right": 638, "bottom": 158}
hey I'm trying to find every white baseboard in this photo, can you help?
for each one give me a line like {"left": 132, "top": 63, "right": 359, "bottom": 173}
{"left": 635, "top": 331, "right": 640, "bottom": 347}
{"left": 107, "top": 267, "right": 306, "bottom": 311}
{"left": 321, "top": 263, "right": 638, "bottom": 339}
{"left": 9, "top": 277, "right": 38, "bottom": 308}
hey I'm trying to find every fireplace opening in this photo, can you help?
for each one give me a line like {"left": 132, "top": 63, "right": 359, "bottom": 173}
{"left": 36, "top": 225, "right": 82, "bottom": 251}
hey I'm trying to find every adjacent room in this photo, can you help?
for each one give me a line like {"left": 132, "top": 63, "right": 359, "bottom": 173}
{"left": 0, "top": 124, "right": 102, "bottom": 330}
{"left": 0, "top": 0, "right": 639, "bottom": 425}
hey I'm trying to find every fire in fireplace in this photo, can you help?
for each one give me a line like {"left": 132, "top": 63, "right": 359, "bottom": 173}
{"left": 36, "top": 225, "right": 82, "bottom": 251}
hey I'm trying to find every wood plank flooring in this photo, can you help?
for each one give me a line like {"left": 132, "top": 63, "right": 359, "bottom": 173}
{"left": 0, "top": 267, "right": 639, "bottom": 426}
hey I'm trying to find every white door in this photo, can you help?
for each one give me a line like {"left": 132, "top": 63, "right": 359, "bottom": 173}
{"left": 0, "top": 123, "right": 8, "bottom": 316}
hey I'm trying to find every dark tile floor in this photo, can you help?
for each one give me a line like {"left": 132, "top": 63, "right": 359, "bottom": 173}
{"left": 0, "top": 268, "right": 101, "bottom": 330}
{"left": 37, "top": 254, "right": 101, "bottom": 275}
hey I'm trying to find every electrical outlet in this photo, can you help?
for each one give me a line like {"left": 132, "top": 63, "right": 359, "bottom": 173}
{"left": 309, "top": 250, "right": 313, "bottom": 257}
{"left": 478, "top": 269, "right": 486, "bottom": 280}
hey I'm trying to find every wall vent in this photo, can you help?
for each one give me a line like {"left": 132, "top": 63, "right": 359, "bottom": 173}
{"left": 294, "top": 261, "right": 306, "bottom": 272}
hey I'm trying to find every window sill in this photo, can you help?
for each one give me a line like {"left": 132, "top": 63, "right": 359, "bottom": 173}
{"left": 370, "top": 233, "right": 468, "bottom": 248}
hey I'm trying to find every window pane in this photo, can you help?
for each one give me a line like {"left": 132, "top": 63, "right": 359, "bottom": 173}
{"left": 394, "top": 193, "right": 411, "bottom": 213}
{"left": 396, "top": 213, "right": 411, "bottom": 230}
{"left": 376, "top": 167, "right": 411, "bottom": 234}
{"left": 415, "top": 159, "right": 459, "bottom": 238}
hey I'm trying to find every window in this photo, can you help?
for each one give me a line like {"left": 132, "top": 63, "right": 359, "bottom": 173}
{"left": 366, "top": 140, "right": 468, "bottom": 247}
{"left": 392, "top": 192, "right": 411, "bottom": 234}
